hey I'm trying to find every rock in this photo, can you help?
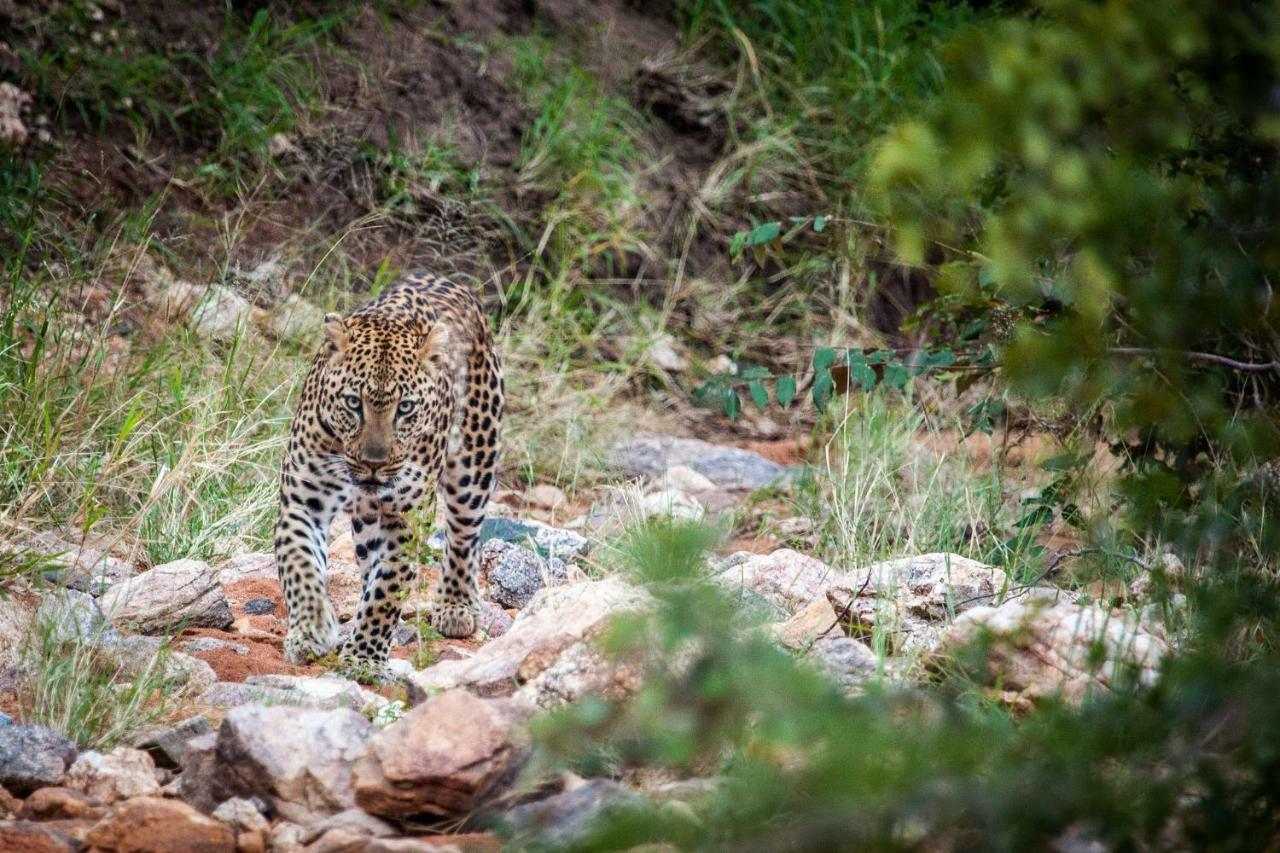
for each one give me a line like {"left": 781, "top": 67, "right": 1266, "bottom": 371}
{"left": 261, "top": 295, "right": 324, "bottom": 343}
{"left": 63, "top": 748, "right": 159, "bottom": 804}
{"left": 655, "top": 465, "right": 718, "bottom": 495}
{"left": 170, "top": 733, "right": 219, "bottom": 813}
{"left": 182, "top": 637, "right": 250, "bottom": 656}
{"left": 198, "top": 675, "right": 388, "bottom": 714}
{"left": 477, "top": 600, "right": 514, "bottom": 638}
{"left": 85, "top": 797, "right": 235, "bottom": 853}
{"left": 217, "top": 553, "right": 276, "bottom": 586}
{"left": 133, "top": 716, "right": 213, "bottom": 769}
{"left": 407, "top": 578, "right": 650, "bottom": 700}
{"left": 18, "top": 788, "right": 105, "bottom": 821}
{"left": 35, "top": 590, "right": 117, "bottom": 646}
{"left": 525, "top": 484, "right": 567, "bottom": 511}
{"left": 641, "top": 331, "right": 688, "bottom": 372}
{"left": 478, "top": 514, "right": 591, "bottom": 560}
{"left": 504, "top": 780, "right": 644, "bottom": 849}
{"left": 0, "top": 725, "right": 77, "bottom": 795}
{"left": 826, "top": 553, "right": 1010, "bottom": 655}
{"left": 807, "top": 637, "right": 879, "bottom": 689}
{"left": 0, "top": 820, "right": 84, "bottom": 852}
{"left": 0, "top": 713, "right": 11, "bottom": 728}
{"left": 211, "top": 797, "right": 269, "bottom": 833}
{"left": 106, "top": 635, "right": 217, "bottom": 694}
{"left": 773, "top": 597, "right": 841, "bottom": 650}
{"left": 268, "top": 821, "right": 307, "bottom": 852}
{"left": 243, "top": 598, "right": 276, "bottom": 615}
{"left": 353, "top": 690, "right": 530, "bottom": 818}
{"left": 929, "top": 599, "right": 1169, "bottom": 707}
{"left": 714, "top": 549, "right": 847, "bottom": 616}
{"left": 189, "top": 284, "right": 255, "bottom": 343}
{"left": 0, "top": 595, "right": 34, "bottom": 671}
{"left": 297, "top": 808, "right": 395, "bottom": 844}
{"left": 8, "top": 529, "right": 133, "bottom": 592}
{"left": 99, "top": 559, "right": 233, "bottom": 633}
{"left": 516, "top": 640, "right": 643, "bottom": 708}
{"left": 214, "top": 705, "right": 373, "bottom": 823}
{"left": 611, "top": 434, "right": 797, "bottom": 490}
{"left": 640, "top": 489, "right": 705, "bottom": 522}
{"left": 481, "top": 540, "right": 568, "bottom": 609}
{"left": 0, "top": 84, "right": 32, "bottom": 147}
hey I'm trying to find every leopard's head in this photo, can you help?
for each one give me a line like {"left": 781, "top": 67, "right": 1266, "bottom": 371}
{"left": 317, "top": 312, "right": 451, "bottom": 488}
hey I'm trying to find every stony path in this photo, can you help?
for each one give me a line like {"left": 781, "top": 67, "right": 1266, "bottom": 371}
{"left": 0, "top": 435, "right": 1170, "bottom": 850}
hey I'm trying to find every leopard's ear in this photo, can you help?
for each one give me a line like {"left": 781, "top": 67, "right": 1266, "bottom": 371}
{"left": 323, "top": 313, "right": 350, "bottom": 353}
{"left": 418, "top": 323, "right": 450, "bottom": 365}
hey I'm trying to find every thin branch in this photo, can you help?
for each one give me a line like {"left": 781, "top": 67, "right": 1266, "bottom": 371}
{"left": 1111, "top": 347, "right": 1280, "bottom": 374}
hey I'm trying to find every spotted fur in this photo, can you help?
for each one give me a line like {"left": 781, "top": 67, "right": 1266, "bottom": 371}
{"left": 274, "top": 274, "right": 503, "bottom": 675}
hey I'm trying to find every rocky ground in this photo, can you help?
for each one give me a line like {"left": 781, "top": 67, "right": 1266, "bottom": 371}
{"left": 0, "top": 434, "right": 1171, "bottom": 852}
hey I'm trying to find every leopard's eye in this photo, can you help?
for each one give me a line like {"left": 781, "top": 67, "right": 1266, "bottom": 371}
{"left": 343, "top": 394, "right": 362, "bottom": 412}
{"left": 396, "top": 399, "right": 417, "bottom": 416}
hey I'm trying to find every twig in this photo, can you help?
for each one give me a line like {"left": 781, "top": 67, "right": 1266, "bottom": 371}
{"left": 1111, "top": 347, "right": 1280, "bottom": 374}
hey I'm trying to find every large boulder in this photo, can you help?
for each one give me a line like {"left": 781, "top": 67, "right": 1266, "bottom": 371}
{"left": 212, "top": 705, "right": 373, "bottom": 824}
{"left": 0, "top": 725, "right": 77, "bottom": 795}
{"left": 406, "top": 578, "right": 650, "bottom": 701}
{"left": 928, "top": 598, "right": 1168, "bottom": 707}
{"left": 714, "top": 549, "right": 850, "bottom": 615}
{"left": 352, "top": 690, "right": 530, "bottom": 818}
{"left": 99, "top": 559, "right": 233, "bottom": 633}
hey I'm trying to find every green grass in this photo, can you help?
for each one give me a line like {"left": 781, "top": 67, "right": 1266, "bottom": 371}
{"left": 20, "top": 610, "right": 171, "bottom": 749}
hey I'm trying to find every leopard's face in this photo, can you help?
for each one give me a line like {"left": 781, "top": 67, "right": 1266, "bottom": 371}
{"left": 317, "top": 314, "right": 450, "bottom": 489}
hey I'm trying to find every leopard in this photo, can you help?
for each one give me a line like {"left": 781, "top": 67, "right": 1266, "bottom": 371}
{"left": 273, "top": 273, "right": 503, "bottom": 677}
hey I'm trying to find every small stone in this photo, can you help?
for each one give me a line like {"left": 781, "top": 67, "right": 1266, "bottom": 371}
{"left": 268, "top": 821, "right": 306, "bottom": 853}
{"left": 0, "top": 712, "right": 12, "bottom": 728}
{"left": 242, "top": 597, "right": 276, "bottom": 615}
{"left": 238, "top": 830, "right": 266, "bottom": 853}
{"left": 353, "top": 690, "right": 530, "bottom": 818}
{"left": 188, "top": 284, "right": 255, "bottom": 343}
{"left": 63, "top": 748, "right": 159, "bottom": 804}
{"left": 85, "top": 797, "right": 235, "bottom": 853}
{"left": 0, "top": 725, "right": 77, "bottom": 795}
{"left": 217, "top": 553, "right": 276, "bottom": 586}
{"left": 212, "top": 797, "right": 269, "bottom": 833}
{"left": 808, "top": 637, "right": 879, "bottom": 689}
{"left": 481, "top": 541, "right": 568, "bottom": 609}
{"left": 642, "top": 332, "right": 688, "bottom": 372}
{"left": 774, "top": 598, "right": 840, "bottom": 649}
{"left": 260, "top": 295, "right": 324, "bottom": 343}
{"left": 18, "top": 787, "right": 105, "bottom": 821}
{"left": 525, "top": 484, "right": 568, "bottom": 510}
{"left": 655, "top": 465, "right": 717, "bottom": 494}
{"left": 182, "top": 637, "right": 250, "bottom": 656}
{"left": 714, "top": 549, "right": 845, "bottom": 616}
{"left": 639, "top": 489, "right": 705, "bottom": 522}
{"left": 99, "top": 559, "right": 233, "bottom": 633}
{"left": 133, "top": 716, "right": 213, "bottom": 769}
{"left": 35, "top": 590, "right": 117, "bottom": 646}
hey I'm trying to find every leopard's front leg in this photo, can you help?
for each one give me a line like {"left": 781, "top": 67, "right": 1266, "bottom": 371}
{"left": 277, "top": 445, "right": 349, "bottom": 665}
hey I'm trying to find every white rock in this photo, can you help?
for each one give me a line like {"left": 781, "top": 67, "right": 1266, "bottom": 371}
{"left": 656, "top": 465, "right": 718, "bottom": 494}
{"left": 407, "top": 578, "right": 651, "bottom": 701}
{"left": 64, "top": 747, "right": 161, "bottom": 804}
{"left": 640, "top": 489, "right": 705, "bottom": 522}
{"left": 930, "top": 599, "right": 1168, "bottom": 706}
{"left": 212, "top": 796, "right": 269, "bottom": 832}
{"left": 189, "top": 284, "right": 254, "bottom": 343}
{"left": 217, "top": 552, "right": 276, "bottom": 585}
{"left": 261, "top": 294, "right": 325, "bottom": 343}
{"left": 713, "top": 548, "right": 848, "bottom": 615}
{"left": 643, "top": 332, "right": 688, "bottom": 372}
{"left": 99, "top": 559, "right": 233, "bottom": 633}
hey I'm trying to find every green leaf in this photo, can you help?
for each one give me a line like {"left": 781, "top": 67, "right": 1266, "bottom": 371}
{"left": 747, "top": 221, "right": 782, "bottom": 246}
{"left": 749, "top": 380, "right": 769, "bottom": 410}
{"left": 776, "top": 376, "right": 797, "bottom": 406}
{"left": 812, "top": 370, "right": 833, "bottom": 412}
{"left": 926, "top": 349, "right": 957, "bottom": 368}
{"left": 884, "top": 363, "right": 911, "bottom": 389}
{"left": 813, "top": 215, "right": 827, "bottom": 232}
{"left": 724, "top": 388, "right": 740, "bottom": 421}
{"left": 729, "top": 231, "right": 747, "bottom": 257}
{"left": 1040, "top": 453, "right": 1080, "bottom": 472}
{"left": 812, "top": 347, "right": 837, "bottom": 372}
{"left": 847, "top": 352, "right": 876, "bottom": 390}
